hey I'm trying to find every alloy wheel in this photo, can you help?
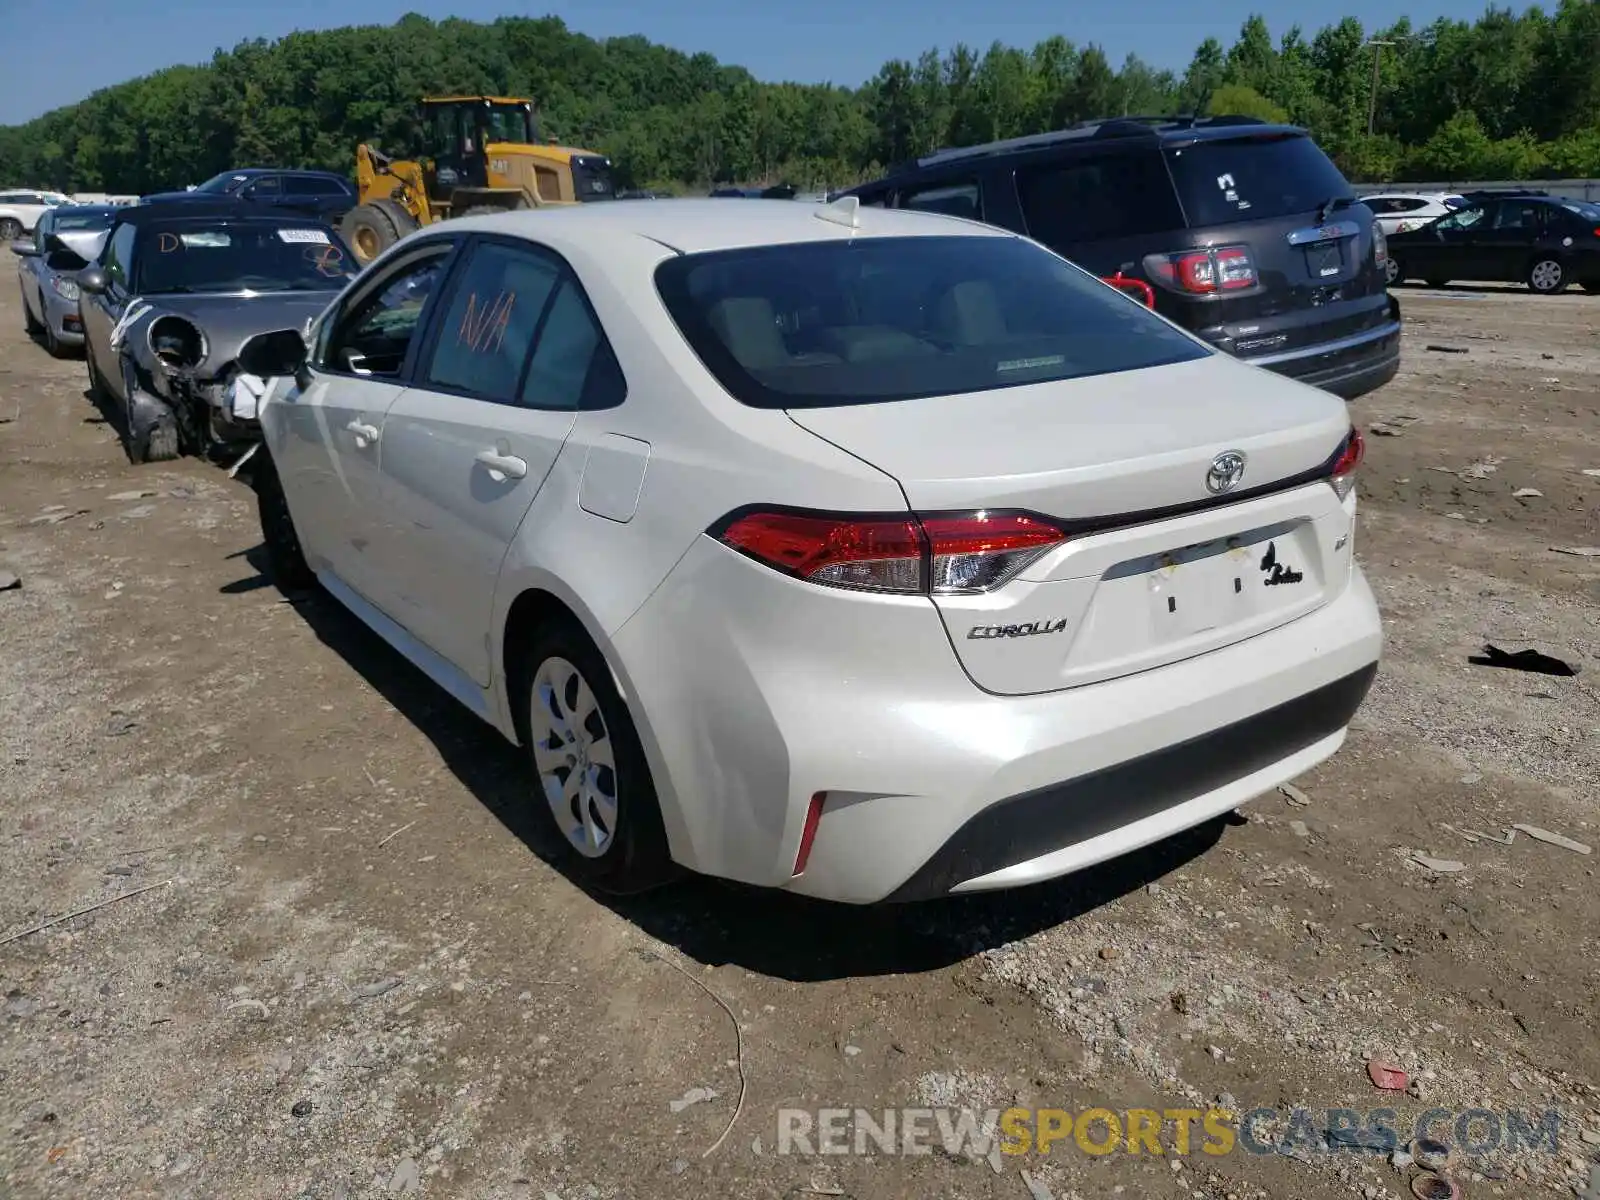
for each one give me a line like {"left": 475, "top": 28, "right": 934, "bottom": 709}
{"left": 530, "top": 656, "right": 619, "bottom": 858}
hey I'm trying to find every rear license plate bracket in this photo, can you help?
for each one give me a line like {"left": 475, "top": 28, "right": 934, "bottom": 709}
{"left": 1304, "top": 241, "right": 1344, "bottom": 278}
{"left": 1147, "top": 546, "right": 1254, "bottom": 638}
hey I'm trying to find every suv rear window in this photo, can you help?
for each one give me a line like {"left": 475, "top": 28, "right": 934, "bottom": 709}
{"left": 654, "top": 235, "right": 1209, "bottom": 410}
{"left": 1165, "top": 133, "right": 1352, "bottom": 227}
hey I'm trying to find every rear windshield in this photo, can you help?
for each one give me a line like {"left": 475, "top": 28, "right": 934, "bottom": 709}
{"left": 654, "top": 235, "right": 1210, "bottom": 409}
{"left": 136, "top": 221, "right": 358, "bottom": 294}
{"left": 1562, "top": 200, "right": 1600, "bottom": 222}
{"left": 1165, "top": 134, "right": 1353, "bottom": 227}
{"left": 52, "top": 208, "right": 115, "bottom": 232}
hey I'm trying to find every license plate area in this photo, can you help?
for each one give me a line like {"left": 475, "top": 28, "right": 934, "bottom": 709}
{"left": 1303, "top": 241, "right": 1345, "bottom": 278}
{"left": 1131, "top": 521, "right": 1317, "bottom": 644}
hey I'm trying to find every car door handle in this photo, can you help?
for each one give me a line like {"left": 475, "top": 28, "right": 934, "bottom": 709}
{"left": 346, "top": 420, "right": 380, "bottom": 443}
{"left": 474, "top": 449, "right": 527, "bottom": 479}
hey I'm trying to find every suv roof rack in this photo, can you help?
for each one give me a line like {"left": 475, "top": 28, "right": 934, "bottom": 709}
{"left": 912, "top": 113, "right": 1274, "bottom": 169}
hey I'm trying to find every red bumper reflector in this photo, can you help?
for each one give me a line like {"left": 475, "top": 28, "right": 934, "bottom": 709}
{"left": 792, "top": 792, "right": 826, "bottom": 876}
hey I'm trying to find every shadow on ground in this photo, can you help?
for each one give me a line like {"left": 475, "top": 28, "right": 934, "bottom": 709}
{"left": 223, "top": 541, "right": 1234, "bottom": 984}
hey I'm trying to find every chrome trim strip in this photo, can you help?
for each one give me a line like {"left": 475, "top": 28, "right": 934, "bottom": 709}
{"left": 1245, "top": 319, "right": 1400, "bottom": 367}
{"left": 1286, "top": 219, "right": 1363, "bottom": 245}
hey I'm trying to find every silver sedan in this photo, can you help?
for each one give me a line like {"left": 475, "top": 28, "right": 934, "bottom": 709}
{"left": 11, "top": 204, "right": 117, "bottom": 356}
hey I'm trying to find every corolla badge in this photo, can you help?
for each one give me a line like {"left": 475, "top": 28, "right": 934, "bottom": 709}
{"left": 1206, "top": 450, "right": 1248, "bottom": 495}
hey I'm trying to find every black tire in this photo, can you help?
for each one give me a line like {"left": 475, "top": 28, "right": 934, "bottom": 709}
{"left": 0, "top": 218, "right": 21, "bottom": 241}
{"left": 44, "top": 320, "right": 70, "bottom": 359}
{"left": 1426, "top": 278, "right": 1449, "bottom": 289}
{"left": 340, "top": 199, "right": 417, "bottom": 265}
{"left": 1583, "top": 281, "right": 1600, "bottom": 295}
{"left": 516, "top": 619, "right": 673, "bottom": 894}
{"left": 21, "top": 285, "right": 43, "bottom": 335}
{"left": 1527, "top": 256, "right": 1566, "bottom": 295}
{"left": 253, "top": 454, "right": 316, "bottom": 591}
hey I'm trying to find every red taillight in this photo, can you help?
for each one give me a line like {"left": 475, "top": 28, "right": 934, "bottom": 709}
{"left": 1144, "top": 245, "right": 1258, "bottom": 295}
{"left": 1328, "top": 427, "right": 1364, "bottom": 499}
{"left": 714, "top": 509, "right": 1066, "bottom": 595}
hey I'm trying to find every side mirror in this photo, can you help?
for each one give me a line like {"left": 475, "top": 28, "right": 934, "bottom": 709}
{"left": 238, "top": 328, "right": 309, "bottom": 379}
{"left": 10, "top": 240, "right": 39, "bottom": 258}
{"left": 77, "top": 266, "right": 109, "bottom": 294}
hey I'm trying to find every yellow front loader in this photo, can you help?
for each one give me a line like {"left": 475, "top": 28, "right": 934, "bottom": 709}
{"left": 341, "top": 96, "right": 616, "bottom": 264}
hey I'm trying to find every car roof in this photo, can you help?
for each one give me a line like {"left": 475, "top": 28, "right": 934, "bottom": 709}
{"left": 439, "top": 197, "right": 1016, "bottom": 255}
{"left": 117, "top": 200, "right": 340, "bottom": 228}
{"left": 864, "top": 116, "right": 1308, "bottom": 182}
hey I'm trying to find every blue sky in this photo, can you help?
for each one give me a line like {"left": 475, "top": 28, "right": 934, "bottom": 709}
{"left": 2, "top": 0, "right": 1508, "bottom": 127}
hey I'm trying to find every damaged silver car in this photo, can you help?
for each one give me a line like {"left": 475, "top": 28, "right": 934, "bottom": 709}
{"left": 76, "top": 200, "right": 357, "bottom": 463}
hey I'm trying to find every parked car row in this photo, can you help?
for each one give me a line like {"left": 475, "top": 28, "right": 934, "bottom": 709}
{"left": 1384, "top": 190, "right": 1600, "bottom": 294}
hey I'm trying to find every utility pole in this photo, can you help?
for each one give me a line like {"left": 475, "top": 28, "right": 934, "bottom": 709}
{"left": 1364, "top": 39, "right": 1394, "bottom": 137}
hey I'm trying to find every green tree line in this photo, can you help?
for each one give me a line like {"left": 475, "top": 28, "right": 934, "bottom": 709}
{"left": 2, "top": 4, "right": 1597, "bottom": 195}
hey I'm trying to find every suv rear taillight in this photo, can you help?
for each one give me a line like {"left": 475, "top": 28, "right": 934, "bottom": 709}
{"left": 1144, "top": 246, "right": 1258, "bottom": 295}
{"left": 1327, "top": 427, "right": 1365, "bottom": 500}
{"left": 713, "top": 509, "right": 1066, "bottom": 595}
{"left": 1372, "top": 220, "right": 1388, "bottom": 269}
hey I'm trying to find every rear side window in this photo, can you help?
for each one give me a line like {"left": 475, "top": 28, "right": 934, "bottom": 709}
{"left": 900, "top": 181, "right": 982, "bottom": 221}
{"left": 1165, "top": 134, "right": 1352, "bottom": 227}
{"left": 654, "top": 235, "right": 1209, "bottom": 410}
{"left": 423, "top": 242, "right": 562, "bottom": 403}
{"left": 1015, "top": 152, "right": 1183, "bottom": 246}
{"left": 285, "top": 176, "right": 348, "bottom": 197}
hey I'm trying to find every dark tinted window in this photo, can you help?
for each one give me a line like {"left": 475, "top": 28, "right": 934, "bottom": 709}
{"left": 135, "top": 221, "right": 356, "bottom": 294}
{"left": 320, "top": 247, "right": 452, "bottom": 377}
{"left": 1015, "top": 152, "right": 1183, "bottom": 245}
{"left": 655, "top": 235, "right": 1208, "bottom": 410}
{"left": 423, "top": 243, "right": 561, "bottom": 404}
{"left": 284, "top": 176, "right": 348, "bottom": 197}
{"left": 193, "top": 172, "right": 251, "bottom": 195}
{"left": 104, "top": 222, "right": 135, "bottom": 286}
{"left": 1434, "top": 206, "right": 1487, "bottom": 232}
{"left": 1489, "top": 201, "right": 1541, "bottom": 232}
{"left": 1560, "top": 200, "right": 1600, "bottom": 224}
{"left": 52, "top": 208, "right": 116, "bottom": 232}
{"left": 1164, "top": 134, "right": 1351, "bottom": 226}
{"left": 901, "top": 180, "right": 982, "bottom": 220}
{"left": 242, "top": 176, "right": 282, "bottom": 197}
{"left": 519, "top": 277, "right": 623, "bottom": 410}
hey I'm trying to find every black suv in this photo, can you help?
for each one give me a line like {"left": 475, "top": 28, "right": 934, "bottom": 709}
{"left": 841, "top": 116, "right": 1401, "bottom": 400}
{"left": 140, "top": 169, "right": 356, "bottom": 223}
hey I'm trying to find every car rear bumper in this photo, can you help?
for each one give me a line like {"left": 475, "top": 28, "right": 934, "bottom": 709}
{"left": 1245, "top": 318, "right": 1402, "bottom": 400}
{"left": 610, "top": 536, "right": 1383, "bottom": 904}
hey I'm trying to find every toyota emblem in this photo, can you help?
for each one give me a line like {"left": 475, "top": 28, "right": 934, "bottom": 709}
{"left": 1206, "top": 450, "right": 1248, "bottom": 494}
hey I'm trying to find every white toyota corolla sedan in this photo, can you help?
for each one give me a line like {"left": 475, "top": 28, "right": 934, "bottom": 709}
{"left": 236, "top": 198, "right": 1383, "bottom": 904}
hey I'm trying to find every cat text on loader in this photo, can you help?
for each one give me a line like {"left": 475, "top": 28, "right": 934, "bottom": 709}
{"left": 341, "top": 96, "right": 616, "bottom": 264}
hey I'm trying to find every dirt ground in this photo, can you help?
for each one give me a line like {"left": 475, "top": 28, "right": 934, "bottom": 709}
{"left": 2, "top": 279, "right": 1598, "bottom": 1200}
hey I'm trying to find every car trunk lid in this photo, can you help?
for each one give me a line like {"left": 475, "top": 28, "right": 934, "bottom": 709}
{"left": 786, "top": 353, "right": 1358, "bottom": 695}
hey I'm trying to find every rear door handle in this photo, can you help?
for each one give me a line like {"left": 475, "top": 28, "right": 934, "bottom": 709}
{"left": 474, "top": 449, "right": 527, "bottom": 479}
{"left": 346, "top": 420, "right": 380, "bottom": 444}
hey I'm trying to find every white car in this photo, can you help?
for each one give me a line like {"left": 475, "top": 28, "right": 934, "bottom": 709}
{"left": 1362, "top": 193, "right": 1469, "bottom": 277}
{"left": 0, "top": 189, "right": 72, "bottom": 240}
{"left": 236, "top": 199, "right": 1383, "bottom": 904}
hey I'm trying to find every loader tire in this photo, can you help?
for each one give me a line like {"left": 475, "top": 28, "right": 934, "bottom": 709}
{"left": 341, "top": 199, "right": 417, "bottom": 265}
